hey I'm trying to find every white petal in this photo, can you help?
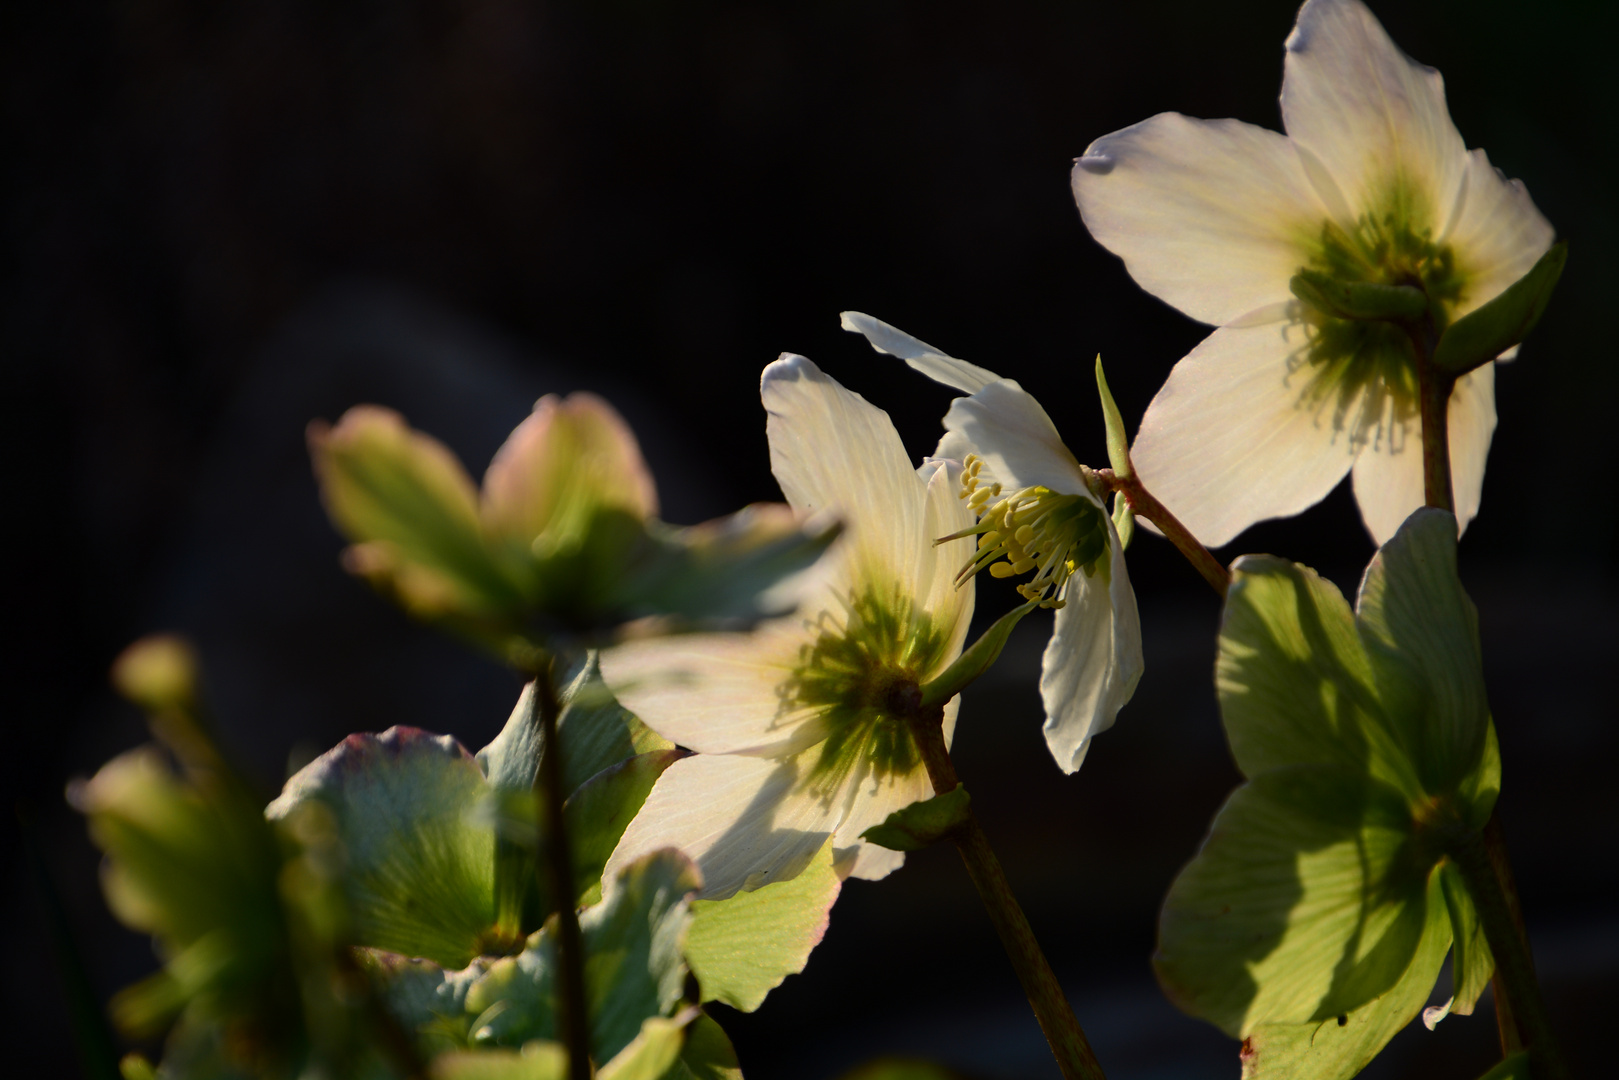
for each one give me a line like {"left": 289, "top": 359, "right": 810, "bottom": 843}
{"left": 942, "top": 381, "right": 1091, "bottom": 496}
{"left": 1445, "top": 149, "right": 1555, "bottom": 320}
{"left": 1071, "top": 112, "right": 1329, "bottom": 326}
{"left": 762, "top": 354, "right": 927, "bottom": 588}
{"left": 605, "top": 753, "right": 837, "bottom": 901}
{"left": 916, "top": 461, "right": 977, "bottom": 665}
{"left": 1131, "top": 319, "right": 1360, "bottom": 548}
{"left": 598, "top": 623, "right": 823, "bottom": 757}
{"left": 1350, "top": 363, "right": 1495, "bottom": 545}
{"left": 1039, "top": 517, "right": 1144, "bottom": 774}
{"left": 840, "top": 311, "right": 1001, "bottom": 394}
{"left": 829, "top": 760, "right": 935, "bottom": 883}
{"left": 1280, "top": 0, "right": 1466, "bottom": 226}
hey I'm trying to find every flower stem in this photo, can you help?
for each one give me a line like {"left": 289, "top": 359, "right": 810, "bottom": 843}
{"left": 1444, "top": 828, "right": 1567, "bottom": 1080}
{"left": 909, "top": 707, "right": 1108, "bottom": 1080}
{"left": 1415, "top": 345, "right": 1457, "bottom": 513}
{"left": 1097, "top": 468, "right": 1229, "bottom": 597}
{"left": 534, "top": 660, "right": 592, "bottom": 1080}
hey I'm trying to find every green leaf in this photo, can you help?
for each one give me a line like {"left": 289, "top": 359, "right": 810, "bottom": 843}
{"left": 1218, "top": 556, "right": 1417, "bottom": 797}
{"left": 598, "top": 1014, "right": 693, "bottom": 1080}
{"left": 1156, "top": 766, "right": 1430, "bottom": 1037}
{"left": 684, "top": 839, "right": 841, "bottom": 1012}
{"left": 1111, "top": 493, "right": 1134, "bottom": 550}
{"left": 364, "top": 950, "right": 490, "bottom": 1055}
{"left": 1474, "top": 1052, "right": 1532, "bottom": 1080}
{"left": 309, "top": 406, "right": 518, "bottom": 619}
{"left": 1239, "top": 871, "right": 1452, "bottom": 1080}
{"left": 1094, "top": 356, "right": 1133, "bottom": 479}
{"left": 621, "top": 505, "right": 841, "bottom": 624}
{"left": 1439, "top": 862, "right": 1494, "bottom": 1018}
{"left": 665, "top": 1012, "right": 743, "bottom": 1080}
{"left": 858, "top": 788, "right": 972, "bottom": 852}
{"left": 268, "top": 727, "right": 497, "bottom": 968}
{"left": 1433, "top": 242, "right": 1567, "bottom": 376}
{"left": 430, "top": 1044, "right": 568, "bottom": 1080}
{"left": 1290, "top": 271, "right": 1429, "bottom": 322}
{"left": 566, "top": 750, "right": 684, "bottom": 907}
{"left": 459, "top": 850, "right": 700, "bottom": 1064}
{"left": 920, "top": 603, "right": 1039, "bottom": 709}
{"left": 1355, "top": 508, "right": 1489, "bottom": 797}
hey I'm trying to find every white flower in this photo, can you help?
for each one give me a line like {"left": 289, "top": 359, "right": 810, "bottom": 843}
{"left": 600, "top": 354, "right": 977, "bottom": 899}
{"left": 1069, "top": 0, "right": 1553, "bottom": 546}
{"left": 843, "top": 311, "right": 1144, "bottom": 776}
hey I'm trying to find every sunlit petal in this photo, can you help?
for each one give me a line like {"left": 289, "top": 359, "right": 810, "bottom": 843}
{"left": 1444, "top": 149, "right": 1556, "bottom": 321}
{"left": 840, "top": 311, "right": 1002, "bottom": 394}
{"left": 1072, "top": 112, "right": 1330, "bottom": 326}
{"left": 943, "top": 381, "right": 1091, "bottom": 496}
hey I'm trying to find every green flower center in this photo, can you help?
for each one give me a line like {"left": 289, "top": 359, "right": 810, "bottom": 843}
{"left": 945, "top": 456, "right": 1109, "bottom": 606}
{"left": 1290, "top": 176, "right": 1469, "bottom": 444}
{"left": 781, "top": 585, "right": 951, "bottom": 794}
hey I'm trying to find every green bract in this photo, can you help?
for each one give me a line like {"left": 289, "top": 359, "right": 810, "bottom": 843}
{"left": 309, "top": 394, "right": 837, "bottom": 663}
{"left": 1157, "top": 509, "right": 1499, "bottom": 1080}
{"left": 859, "top": 788, "right": 972, "bottom": 853}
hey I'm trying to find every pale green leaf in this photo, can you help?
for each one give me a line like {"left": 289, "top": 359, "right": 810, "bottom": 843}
{"left": 598, "top": 1014, "right": 693, "bottom": 1080}
{"left": 1440, "top": 862, "right": 1494, "bottom": 1018}
{"left": 685, "top": 840, "right": 841, "bottom": 1012}
{"left": 1355, "top": 508, "right": 1489, "bottom": 796}
{"left": 566, "top": 750, "right": 684, "bottom": 906}
{"left": 920, "top": 604, "right": 1038, "bottom": 710}
{"left": 1219, "top": 556, "right": 1416, "bottom": 797}
{"left": 1094, "top": 356, "right": 1133, "bottom": 479}
{"left": 664, "top": 1012, "right": 742, "bottom": 1080}
{"left": 860, "top": 788, "right": 971, "bottom": 852}
{"left": 1239, "top": 871, "right": 1452, "bottom": 1080}
{"left": 268, "top": 728, "right": 495, "bottom": 968}
{"left": 1156, "top": 766, "right": 1428, "bottom": 1037}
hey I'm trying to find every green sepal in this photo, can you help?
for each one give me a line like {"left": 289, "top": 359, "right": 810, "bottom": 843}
{"left": 1237, "top": 870, "right": 1452, "bottom": 1080}
{"left": 684, "top": 839, "right": 841, "bottom": 1012}
{"left": 859, "top": 787, "right": 971, "bottom": 852}
{"left": 1432, "top": 242, "right": 1566, "bottom": 376}
{"left": 1094, "top": 355, "right": 1133, "bottom": 479}
{"left": 1111, "top": 493, "right": 1134, "bottom": 551}
{"left": 919, "top": 603, "right": 1039, "bottom": 709}
{"left": 1290, "top": 271, "right": 1429, "bottom": 322}
{"left": 567, "top": 750, "right": 684, "bottom": 907}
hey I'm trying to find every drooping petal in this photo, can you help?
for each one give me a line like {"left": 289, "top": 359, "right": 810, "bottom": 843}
{"left": 1039, "top": 517, "right": 1144, "bottom": 774}
{"left": 1444, "top": 149, "right": 1556, "bottom": 321}
{"left": 1131, "top": 319, "right": 1361, "bottom": 548}
{"left": 1350, "top": 363, "right": 1495, "bottom": 545}
{"left": 942, "top": 381, "right": 1091, "bottom": 496}
{"left": 598, "top": 622, "right": 826, "bottom": 757}
{"left": 1280, "top": 0, "right": 1466, "bottom": 226}
{"left": 604, "top": 753, "right": 837, "bottom": 901}
{"left": 762, "top": 354, "right": 926, "bottom": 586}
{"left": 840, "top": 311, "right": 1001, "bottom": 394}
{"left": 1072, "top": 112, "right": 1331, "bottom": 326}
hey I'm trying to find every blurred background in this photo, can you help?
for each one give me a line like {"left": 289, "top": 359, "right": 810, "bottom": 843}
{"left": 6, "top": 0, "right": 1616, "bottom": 1076}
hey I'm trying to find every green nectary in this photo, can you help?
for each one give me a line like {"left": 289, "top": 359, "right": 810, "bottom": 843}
{"left": 1289, "top": 176, "right": 1470, "bottom": 440}
{"left": 782, "top": 584, "right": 952, "bottom": 792}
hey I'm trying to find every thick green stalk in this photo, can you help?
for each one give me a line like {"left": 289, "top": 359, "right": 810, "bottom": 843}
{"left": 908, "top": 708, "right": 1107, "bottom": 1080}
{"left": 534, "top": 661, "right": 592, "bottom": 1080}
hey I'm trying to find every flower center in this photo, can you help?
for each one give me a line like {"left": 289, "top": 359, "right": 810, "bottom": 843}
{"left": 781, "top": 585, "right": 949, "bottom": 794}
{"left": 945, "top": 455, "right": 1109, "bottom": 607}
{"left": 1288, "top": 176, "right": 1469, "bottom": 446}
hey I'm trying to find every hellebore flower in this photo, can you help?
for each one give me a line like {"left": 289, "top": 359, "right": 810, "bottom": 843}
{"left": 600, "top": 355, "right": 977, "bottom": 899}
{"left": 1070, "top": 0, "right": 1553, "bottom": 545}
{"left": 843, "top": 311, "right": 1143, "bottom": 775}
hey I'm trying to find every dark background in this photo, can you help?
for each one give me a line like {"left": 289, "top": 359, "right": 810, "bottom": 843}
{"left": 6, "top": 0, "right": 1616, "bottom": 1076}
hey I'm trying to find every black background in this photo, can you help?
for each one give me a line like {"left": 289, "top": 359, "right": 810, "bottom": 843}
{"left": 6, "top": 0, "right": 1616, "bottom": 1076}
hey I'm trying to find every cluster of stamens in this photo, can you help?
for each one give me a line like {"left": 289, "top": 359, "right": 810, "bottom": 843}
{"left": 941, "top": 455, "right": 1106, "bottom": 608}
